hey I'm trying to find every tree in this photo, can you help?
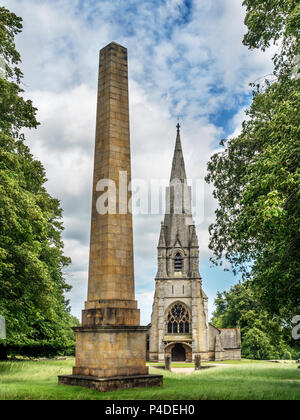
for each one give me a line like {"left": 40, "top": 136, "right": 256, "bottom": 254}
{"left": 211, "top": 283, "right": 297, "bottom": 360}
{"left": 243, "top": 0, "right": 300, "bottom": 77}
{"left": 206, "top": 1, "right": 300, "bottom": 318}
{"left": 242, "top": 328, "right": 275, "bottom": 360}
{"left": 211, "top": 282, "right": 257, "bottom": 329}
{"left": 0, "top": 7, "right": 38, "bottom": 133}
{"left": 0, "top": 7, "right": 75, "bottom": 358}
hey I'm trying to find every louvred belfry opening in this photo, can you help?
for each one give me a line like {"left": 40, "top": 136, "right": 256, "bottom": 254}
{"left": 174, "top": 253, "right": 183, "bottom": 271}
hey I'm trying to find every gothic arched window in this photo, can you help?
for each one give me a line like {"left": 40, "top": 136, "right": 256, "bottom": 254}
{"left": 166, "top": 303, "right": 191, "bottom": 334}
{"left": 174, "top": 253, "right": 183, "bottom": 272}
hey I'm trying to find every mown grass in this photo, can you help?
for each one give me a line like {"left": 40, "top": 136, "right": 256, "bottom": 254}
{"left": 0, "top": 359, "right": 299, "bottom": 400}
{"left": 148, "top": 359, "right": 271, "bottom": 368}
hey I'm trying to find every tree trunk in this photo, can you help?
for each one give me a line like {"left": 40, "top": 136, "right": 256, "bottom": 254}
{"left": 0, "top": 345, "right": 8, "bottom": 360}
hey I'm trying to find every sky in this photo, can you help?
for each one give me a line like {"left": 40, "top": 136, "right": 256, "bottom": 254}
{"left": 3, "top": 0, "right": 275, "bottom": 324}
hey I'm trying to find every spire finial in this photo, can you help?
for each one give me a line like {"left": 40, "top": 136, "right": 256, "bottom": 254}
{"left": 170, "top": 120, "right": 186, "bottom": 181}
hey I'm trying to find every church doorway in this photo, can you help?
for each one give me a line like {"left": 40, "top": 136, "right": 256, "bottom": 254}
{"left": 171, "top": 343, "right": 186, "bottom": 361}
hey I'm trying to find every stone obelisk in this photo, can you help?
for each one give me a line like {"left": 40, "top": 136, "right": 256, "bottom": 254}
{"left": 59, "top": 42, "right": 162, "bottom": 392}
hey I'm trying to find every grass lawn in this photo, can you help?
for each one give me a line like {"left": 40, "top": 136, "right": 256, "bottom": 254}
{"left": 0, "top": 359, "right": 299, "bottom": 400}
{"left": 147, "top": 359, "right": 272, "bottom": 368}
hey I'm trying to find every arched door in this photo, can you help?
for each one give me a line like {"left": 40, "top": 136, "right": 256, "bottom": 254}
{"left": 171, "top": 343, "right": 186, "bottom": 361}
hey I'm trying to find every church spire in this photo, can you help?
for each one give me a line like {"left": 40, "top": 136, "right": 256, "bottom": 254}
{"left": 166, "top": 124, "right": 192, "bottom": 218}
{"left": 170, "top": 123, "right": 187, "bottom": 183}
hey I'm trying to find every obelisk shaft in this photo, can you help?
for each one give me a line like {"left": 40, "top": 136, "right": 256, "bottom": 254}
{"left": 87, "top": 42, "right": 135, "bottom": 305}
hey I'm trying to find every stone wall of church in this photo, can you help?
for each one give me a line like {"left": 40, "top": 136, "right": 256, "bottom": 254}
{"left": 222, "top": 349, "right": 242, "bottom": 360}
{"left": 149, "top": 276, "right": 213, "bottom": 362}
{"left": 149, "top": 277, "right": 195, "bottom": 362}
{"left": 208, "top": 324, "right": 221, "bottom": 352}
{"left": 149, "top": 288, "right": 242, "bottom": 362}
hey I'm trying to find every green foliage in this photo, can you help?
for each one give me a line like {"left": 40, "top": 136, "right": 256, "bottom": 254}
{"left": 0, "top": 7, "right": 75, "bottom": 358}
{"left": 211, "top": 283, "right": 298, "bottom": 360}
{"left": 206, "top": 78, "right": 300, "bottom": 316}
{"left": 212, "top": 283, "right": 256, "bottom": 329}
{"left": 243, "top": 0, "right": 300, "bottom": 76}
{"left": 206, "top": 0, "right": 300, "bottom": 318}
{"left": 0, "top": 78, "right": 39, "bottom": 135}
{"left": 0, "top": 7, "right": 39, "bottom": 134}
{"left": 242, "top": 328, "right": 276, "bottom": 360}
{"left": 0, "top": 6, "right": 23, "bottom": 82}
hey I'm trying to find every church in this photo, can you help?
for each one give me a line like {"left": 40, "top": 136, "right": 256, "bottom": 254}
{"left": 148, "top": 124, "right": 241, "bottom": 362}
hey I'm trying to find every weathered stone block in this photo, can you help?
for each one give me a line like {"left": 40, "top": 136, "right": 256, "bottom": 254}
{"left": 58, "top": 374, "right": 163, "bottom": 392}
{"left": 72, "top": 326, "right": 149, "bottom": 379}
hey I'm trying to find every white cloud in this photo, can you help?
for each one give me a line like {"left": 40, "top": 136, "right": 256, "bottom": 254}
{"left": 136, "top": 291, "right": 155, "bottom": 325}
{"left": 65, "top": 270, "right": 88, "bottom": 320}
{"left": 63, "top": 239, "right": 89, "bottom": 272}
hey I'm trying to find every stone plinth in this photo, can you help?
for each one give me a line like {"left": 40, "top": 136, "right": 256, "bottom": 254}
{"left": 72, "top": 326, "right": 148, "bottom": 378}
{"left": 59, "top": 326, "right": 163, "bottom": 391}
{"left": 58, "top": 374, "right": 163, "bottom": 393}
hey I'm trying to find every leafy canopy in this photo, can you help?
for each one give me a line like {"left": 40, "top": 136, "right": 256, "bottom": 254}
{"left": 0, "top": 7, "right": 76, "bottom": 358}
{"left": 206, "top": 1, "right": 300, "bottom": 318}
{"left": 212, "top": 283, "right": 298, "bottom": 360}
{"left": 243, "top": 0, "right": 300, "bottom": 76}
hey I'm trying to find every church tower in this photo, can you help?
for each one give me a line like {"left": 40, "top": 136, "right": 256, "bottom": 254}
{"left": 149, "top": 125, "right": 241, "bottom": 362}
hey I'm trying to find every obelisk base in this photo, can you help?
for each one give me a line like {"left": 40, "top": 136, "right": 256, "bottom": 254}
{"left": 58, "top": 374, "right": 163, "bottom": 392}
{"left": 58, "top": 325, "right": 163, "bottom": 392}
